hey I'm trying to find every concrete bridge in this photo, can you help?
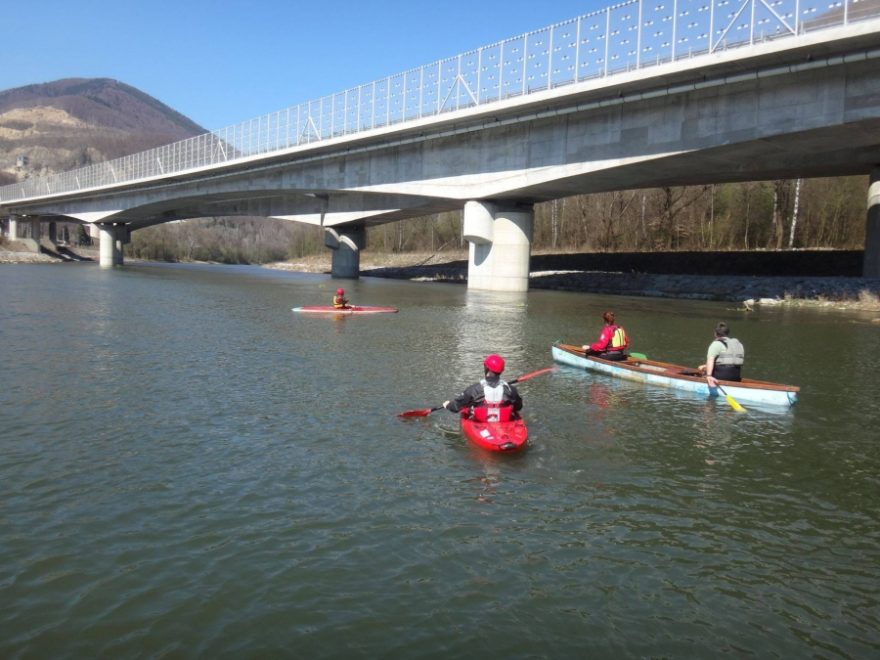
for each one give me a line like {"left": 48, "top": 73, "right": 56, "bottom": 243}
{"left": 3, "top": 0, "right": 880, "bottom": 289}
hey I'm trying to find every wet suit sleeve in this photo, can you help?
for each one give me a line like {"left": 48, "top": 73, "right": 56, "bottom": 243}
{"left": 445, "top": 383, "right": 481, "bottom": 413}
{"left": 506, "top": 384, "right": 523, "bottom": 412}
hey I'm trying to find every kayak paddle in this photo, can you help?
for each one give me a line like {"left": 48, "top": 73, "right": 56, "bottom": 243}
{"left": 397, "top": 366, "right": 556, "bottom": 418}
{"left": 716, "top": 383, "right": 747, "bottom": 413}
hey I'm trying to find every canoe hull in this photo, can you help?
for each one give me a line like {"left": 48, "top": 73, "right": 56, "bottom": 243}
{"left": 551, "top": 343, "right": 799, "bottom": 408}
{"left": 292, "top": 305, "right": 399, "bottom": 314}
{"left": 460, "top": 413, "right": 529, "bottom": 453}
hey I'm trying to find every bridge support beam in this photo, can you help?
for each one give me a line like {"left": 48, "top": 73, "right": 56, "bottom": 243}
{"left": 98, "top": 223, "right": 125, "bottom": 267}
{"left": 324, "top": 224, "right": 365, "bottom": 279}
{"left": 463, "top": 201, "right": 533, "bottom": 292}
{"left": 865, "top": 166, "right": 880, "bottom": 278}
{"left": 7, "top": 214, "right": 17, "bottom": 239}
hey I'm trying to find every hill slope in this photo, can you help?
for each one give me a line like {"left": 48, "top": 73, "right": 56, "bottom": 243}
{"left": 0, "top": 78, "right": 205, "bottom": 184}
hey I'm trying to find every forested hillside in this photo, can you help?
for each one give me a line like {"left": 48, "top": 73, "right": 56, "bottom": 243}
{"left": 0, "top": 78, "right": 204, "bottom": 183}
{"left": 127, "top": 176, "right": 868, "bottom": 264}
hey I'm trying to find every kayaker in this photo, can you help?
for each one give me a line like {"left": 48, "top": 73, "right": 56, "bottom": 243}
{"left": 332, "top": 287, "right": 350, "bottom": 309}
{"left": 582, "top": 311, "right": 629, "bottom": 361}
{"left": 699, "top": 321, "right": 745, "bottom": 385}
{"left": 443, "top": 354, "right": 523, "bottom": 422}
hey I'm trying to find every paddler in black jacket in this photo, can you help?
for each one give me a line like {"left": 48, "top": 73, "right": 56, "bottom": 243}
{"left": 443, "top": 354, "right": 523, "bottom": 422}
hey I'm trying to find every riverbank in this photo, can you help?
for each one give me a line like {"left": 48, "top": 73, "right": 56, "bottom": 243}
{"left": 4, "top": 244, "right": 879, "bottom": 314}
{"left": 265, "top": 251, "right": 880, "bottom": 315}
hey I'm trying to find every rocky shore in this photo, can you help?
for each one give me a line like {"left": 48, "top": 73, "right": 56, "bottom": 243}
{"left": 353, "top": 251, "right": 880, "bottom": 314}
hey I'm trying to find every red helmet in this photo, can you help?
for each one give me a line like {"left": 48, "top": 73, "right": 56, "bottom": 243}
{"left": 483, "top": 354, "right": 505, "bottom": 374}
{"left": 336, "top": 288, "right": 345, "bottom": 295}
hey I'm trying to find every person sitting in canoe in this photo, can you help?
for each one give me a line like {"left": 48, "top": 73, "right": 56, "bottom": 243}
{"left": 582, "top": 311, "right": 629, "bottom": 361}
{"left": 699, "top": 321, "right": 745, "bottom": 386}
{"left": 442, "top": 354, "right": 523, "bottom": 422}
{"left": 332, "top": 287, "right": 350, "bottom": 309}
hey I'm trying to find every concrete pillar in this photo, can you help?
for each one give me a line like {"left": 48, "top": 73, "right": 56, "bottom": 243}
{"left": 8, "top": 214, "right": 17, "bottom": 239}
{"left": 325, "top": 224, "right": 365, "bottom": 279}
{"left": 463, "top": 200, "right": 533, "bottom": 292}
{"left": 864, "top": 166, "right": 880, "bottom": 277}
{"left": 48, "top": 221, "right": 57, "bottom": 244}
{"left": 29, "top": 218, "right": 40, "bottom": 241}
{"left": 98, "top": 224, "right": 124, "bottom": 267}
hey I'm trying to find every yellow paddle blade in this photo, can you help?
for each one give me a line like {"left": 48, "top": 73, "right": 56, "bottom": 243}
{"left": 716, "top": 384, "right": 747, "bottom": 413}
{"left": 725, "top": 394, "right": 747, "bottom": 413}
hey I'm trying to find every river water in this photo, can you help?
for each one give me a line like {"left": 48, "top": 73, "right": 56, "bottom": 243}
{"left": 1, "top": 262, "right": 878, "bottom": 658}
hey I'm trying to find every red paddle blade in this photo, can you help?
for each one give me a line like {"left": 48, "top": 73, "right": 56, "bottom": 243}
{"left": 398, "top": 408, "right": 433, "bottom": 418}
{"left": 512, "top": 366, "right": 556, "bottom": 384}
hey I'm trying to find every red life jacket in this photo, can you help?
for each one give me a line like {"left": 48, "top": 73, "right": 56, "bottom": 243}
{"left": 473, "top": 402, "right": 513, "bottom": 423}
{"left": 472, "top": 379, "right": 514, "bottom": 422}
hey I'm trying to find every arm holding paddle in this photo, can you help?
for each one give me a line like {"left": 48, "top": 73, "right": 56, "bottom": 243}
{"left": 398, "top": 366, "right": 554, "bottom": 418}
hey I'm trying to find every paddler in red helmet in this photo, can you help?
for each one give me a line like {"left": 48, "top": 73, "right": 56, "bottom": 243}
{"left": 443, "top": 354, "right": 523, "bottom": 422}
{"left": 332, "top": 287, "right": 350, "bottom": 309}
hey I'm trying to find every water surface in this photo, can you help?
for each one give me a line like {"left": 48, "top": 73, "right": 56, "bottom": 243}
{"left": 1, "top": 262, "right": 878, "bottom": 658}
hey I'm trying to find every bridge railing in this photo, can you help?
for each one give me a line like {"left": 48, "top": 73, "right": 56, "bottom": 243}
{"left": 2, "top": 0, "right": 879, "bottom": 205}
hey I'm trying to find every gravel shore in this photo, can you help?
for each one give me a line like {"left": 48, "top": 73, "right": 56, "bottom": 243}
{"left": 5, "top": 246, "right": 879, "bottom": 315}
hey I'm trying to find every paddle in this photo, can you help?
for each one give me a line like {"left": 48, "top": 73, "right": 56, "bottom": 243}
{"left": 715, "top": 383, "right": 747, "bottom": 413}
{"left": 397, "top": 366, "right": 556, "bottom": 418}
{"left": 612, "top": 348, "right": 745, "bottom": 412}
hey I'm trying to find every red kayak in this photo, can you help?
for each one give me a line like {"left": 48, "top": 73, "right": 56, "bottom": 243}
{"left": 292, "top": 305, "right": 398, "bottom": 314}
{"left": 459, "top": 411, "right": 529, "bottom": 453}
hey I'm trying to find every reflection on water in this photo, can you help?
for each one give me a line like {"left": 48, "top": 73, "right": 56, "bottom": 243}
{"left": 1, "top": 262, "right": 878, "bottom": 658}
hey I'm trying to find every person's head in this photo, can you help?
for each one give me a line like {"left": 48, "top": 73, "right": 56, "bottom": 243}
{"left": 603, "top": 311, "right": 615, "bottom": 325}
{"left": 336, "top": 288, "right": 345, "bottom": 296}
{"left": 715, "top": 322, "right": 730, "bottom": 337}
{"left": 483, "top": 353, "right": 505, "bottom": 376}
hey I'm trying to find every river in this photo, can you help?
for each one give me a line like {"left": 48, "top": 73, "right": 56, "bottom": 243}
{"left": 1, "top": 262, "right": 878, "bottom": 658}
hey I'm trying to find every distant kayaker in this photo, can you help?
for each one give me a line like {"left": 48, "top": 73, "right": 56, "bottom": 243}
{"left": 699, "top": 321, "right": 745, "bottom": 385}
{"left": 443, "top": 354, "right": 523, "bottom": 422}
{"left": 332, "top": 287, "right": 350, "bottom": 309}
{"left": 582, "top": 311, "right": 629, "bottom": 361}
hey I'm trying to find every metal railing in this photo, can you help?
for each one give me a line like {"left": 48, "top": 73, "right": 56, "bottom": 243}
{"left": 2, "top": 0, "right": 878, "bottom": 205}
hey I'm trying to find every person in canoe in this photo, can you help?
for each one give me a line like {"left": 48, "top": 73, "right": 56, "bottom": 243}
{"left": 699, "top": 321, "right": 745, "bottom": 385}
{"left": 582, "top": 311, "right": 630, "bottom": 361}
{"left": 442, "top": 354, "right": 523, "bottom": 422}
{"left": 332, "top": 287, "right": 350, "bottom": 309}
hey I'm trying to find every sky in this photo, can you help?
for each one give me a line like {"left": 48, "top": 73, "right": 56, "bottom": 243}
{"left": 1, "top": 0, "right": 610, "bottom": 132}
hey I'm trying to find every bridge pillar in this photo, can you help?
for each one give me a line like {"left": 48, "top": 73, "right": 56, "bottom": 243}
{"left": 98, "top": 223, "right": 125, "bottom": 267}
{"left": 7, "top": 214, "right": 17, "bottom": 239}
{"left": 463, "top": 200, "right": 533, "bottom": 292}
{"left": 324, "top": 224, "right": 365, "bottom": 279}
{"left": 865, "top": 166, "right": 880, "bottom": 278}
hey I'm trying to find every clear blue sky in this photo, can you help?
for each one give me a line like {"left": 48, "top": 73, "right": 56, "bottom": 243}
{"left": 2, "top": 0, "right": 608, "bottom": 131}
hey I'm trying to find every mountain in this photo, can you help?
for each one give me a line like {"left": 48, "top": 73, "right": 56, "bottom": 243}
{"left": 0, "top": 78, "right": 205, "bottom": 184}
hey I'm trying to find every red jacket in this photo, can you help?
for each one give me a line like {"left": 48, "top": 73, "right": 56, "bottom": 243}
{"left": 591, "top": 324, "right": 629, "bottom": 353}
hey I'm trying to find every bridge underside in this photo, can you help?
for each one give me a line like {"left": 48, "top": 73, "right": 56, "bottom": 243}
{"left": 5, "top": 36, "right": 880, "bottom": 283}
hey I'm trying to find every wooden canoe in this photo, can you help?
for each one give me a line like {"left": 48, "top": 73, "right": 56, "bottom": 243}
{"left": 551, "top": 342, "right": 799, "bottom": 408}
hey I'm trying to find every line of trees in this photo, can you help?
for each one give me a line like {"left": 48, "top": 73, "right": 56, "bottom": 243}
{"left": 127, "top": 175, "right": 868, "bottom": 263}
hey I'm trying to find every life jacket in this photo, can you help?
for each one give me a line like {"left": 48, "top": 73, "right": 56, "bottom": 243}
{"left": 607, "top": 325, "right": 629, "bottom": 352}
{"left": 472, "top": 378, "right": 514, "bottom": 422}
{"left": 715, "top": 337, "right": 745, "bottom": 365}
{"left": 332, "top": 295, "right": 346, "bottom": 308}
